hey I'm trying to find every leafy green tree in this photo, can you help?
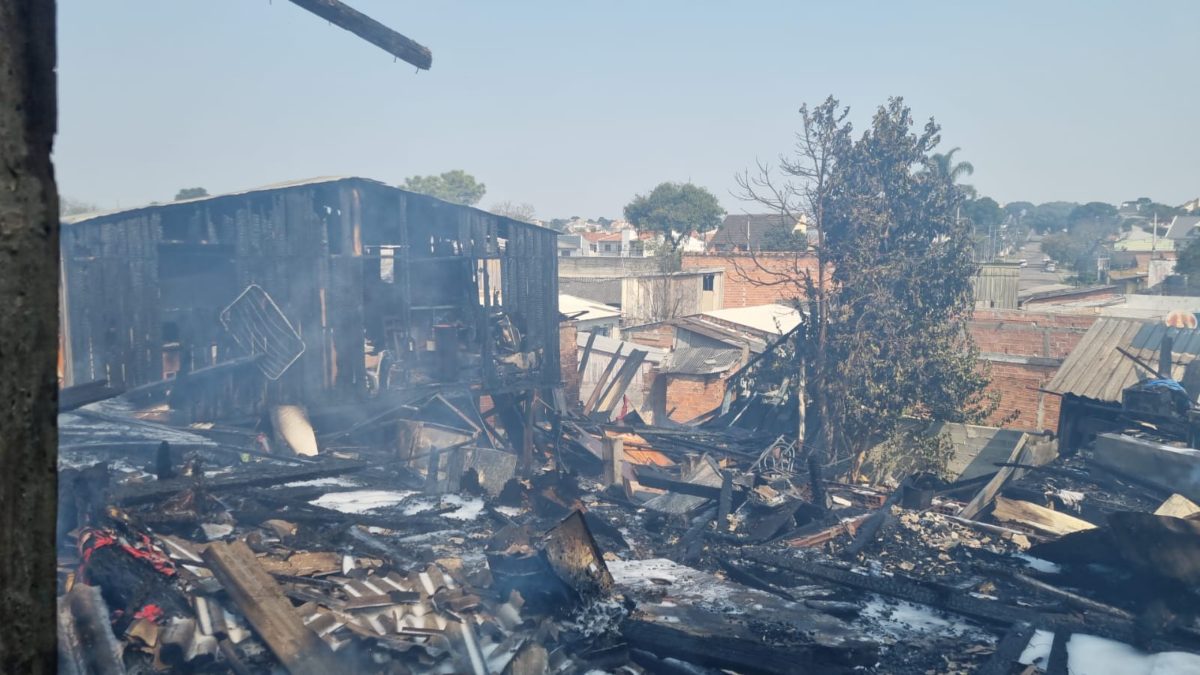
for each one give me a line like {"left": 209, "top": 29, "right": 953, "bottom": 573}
{"left": 760, "top": 224, "right": 809, "bottom": 251}
{"left": 623, "top": 182, "right": 724, "bottom": 251}
{"left": 1067, "top": 201, "right": 1119, "bottom": 232}
{"left": 1004, "top": 201, "right": 1036, "bottom": 221}
{"left": 738, "top": 96, "right": 991, "bottom": 482}
{"left": 1138, "top": 201, "right": 1183, "bottom": 223}
{"left": 1176, "top": 237, "right": 1200, "bottom": 278}
{"left": 1028, "top": 201, "right": 1078, "bottom": 233}
{"left": 403, "top": 170, "right": 486, "bottom": 206}
{"left": 174, "top": 187, "right": 209, "bottom": 201}
{"left": 930, "top": 146, "right": 976, "bottom": 198}
{"left": 963, "top": 197, "right": 1003, "bottom": 228}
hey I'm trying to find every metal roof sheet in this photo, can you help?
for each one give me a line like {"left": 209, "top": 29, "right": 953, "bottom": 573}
{"left": 576, "top": 333, "right": 667, "bottom": 363}
{"left": 1046, "top": 316, "right": 1200, "bottom": 401}
{"left": 658, "top": 347, "right": 743, "bottom": 375}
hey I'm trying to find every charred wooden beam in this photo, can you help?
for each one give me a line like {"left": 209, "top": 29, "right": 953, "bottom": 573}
{"left": 203, "top": 540, "right": 342, "bottom": 675}
{"left": 635, "top": 466, "right": 725, "bottom": 500}
{"left": 286, "top": 0, "right": 432, "bottom": 69}
{"left": 111, "top": 460, "right": 367, "bottom": 505}
{"left": 66, "top": 584, "right": 126, "bottom": 675}
{"left": 976, "top": 622, "right": 1035, "bottom": 675}
{"left": 740, "top": 549, "right": 1200, "bottom": 653}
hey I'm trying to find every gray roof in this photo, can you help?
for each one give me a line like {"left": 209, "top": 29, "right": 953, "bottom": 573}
{"left": 710, "top": 213, "right": 798, "bottom": 250}
{"left": 1046, "top": 316, "right": 1200, "bottom": 402}
{"left": 658, "top": 347, "right": 743, "bottom": 375}
{"left": 672, "top": 315, "right": 768, "bottom": 353}
{"left": 1165, "top": 215, "right": 1200, "bottom": 241}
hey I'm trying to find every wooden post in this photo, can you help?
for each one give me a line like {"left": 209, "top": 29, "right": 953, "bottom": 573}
{"left": 425, "top": 448, "right": 442, "bottom": 494}
{"left": 602, "top": 437, "right": 624, "bottom": 487}
{"left": 445, "top": 445, "right": 464, "bottom": 493}
{"left": 521, "top": 391, "right": 536, "bottom": 476}
{"left": 1161, "top": 333, "right": 1174, "bottom": 379}
{"left": 0, "top": 0, "right": 59, "bottom": 669}
{"left": 717, "top": 471, "right": 734, "bottom": 531}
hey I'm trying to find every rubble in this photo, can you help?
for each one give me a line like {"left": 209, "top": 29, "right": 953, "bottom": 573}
{"left": 53, "top": 188, "right": 1200, "bottom": 673}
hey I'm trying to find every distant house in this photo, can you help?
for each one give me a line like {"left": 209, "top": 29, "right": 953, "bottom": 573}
{"left": 558, "top": 233, "right": 586, "bottom": 257}
{"left": 1164, "top": 215, "right": 1200, "bottom": 241}
{"left": 581, "top": 230, "right": 644, "bottom": 257}
{"left": 708, "top": 213, "right": 805, "bottom": 252}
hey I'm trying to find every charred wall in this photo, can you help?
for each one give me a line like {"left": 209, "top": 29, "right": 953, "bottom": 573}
{"left": 61, "top": 178, "right": 560, "bottom": 409}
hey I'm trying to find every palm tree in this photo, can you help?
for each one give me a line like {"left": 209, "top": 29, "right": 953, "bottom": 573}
{"left": 931, "top": 147, "right": 976, "bottom": 198}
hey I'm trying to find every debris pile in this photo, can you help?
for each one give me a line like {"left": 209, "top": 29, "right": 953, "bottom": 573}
{"left": 54, "top": 267, "right": 1200, "bottom": 673}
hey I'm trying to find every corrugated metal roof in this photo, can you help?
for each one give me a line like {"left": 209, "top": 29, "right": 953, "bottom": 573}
{"left": 672, "top": 316, "right": 767, "bottom": 353}
{"left": 1046, "top": 316, "right": 1200, "bottom": 401}
{"left": 63, "top": 176, "right": 558, "bottom": 234}
{"left": 658, "top": 347, "right": 743, "bottom": 375}
{"left": 576, "top": 333, "right": 667, "bottom": 363}
{"left": 62, "top": 176, "right": 367, "bottom": 224}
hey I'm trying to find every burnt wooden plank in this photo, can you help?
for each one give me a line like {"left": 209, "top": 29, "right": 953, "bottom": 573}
{"left": 111, "top": 460, "right": 367, "bottom": 505}
{"left": 977, "top": 622, "right": 1035, "bottom": 675}
{"left": 203, "top": 540, "right": 341, "bottom": 675}
{"left": 286, "top": 0, "right": 432, "bottom": 69}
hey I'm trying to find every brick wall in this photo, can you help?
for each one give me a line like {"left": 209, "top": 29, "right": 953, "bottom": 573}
{"left": 967, "top": 309, "right": 1097, "bottom": 431}
{"left": 559, "top": 321, "right": 580, "bottom": 405}
{"left": 682, "top": 253, "right": 820, "bottom": 308}
{"left": 621, "top": 323, "right": 676, "bottom": 350}
{"left": 969, "top": 309, "right": 1096, "bottom": 358}
{"left": 664, "top": 373, "right": 728, "bottom": 422}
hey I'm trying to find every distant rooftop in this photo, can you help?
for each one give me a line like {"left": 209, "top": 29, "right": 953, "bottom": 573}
{"left": 702, "top": 304, "right": 802, "bottom": 336}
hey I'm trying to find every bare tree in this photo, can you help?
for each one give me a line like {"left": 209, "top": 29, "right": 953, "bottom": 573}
{"left": 490, "top": 201, "right": 537, "bottom": 223}
{"left": 733, "top": 97, "right": 850, "bottom": 498}
{"left": 733, "top": 97, "right": 989, "bottom": 489}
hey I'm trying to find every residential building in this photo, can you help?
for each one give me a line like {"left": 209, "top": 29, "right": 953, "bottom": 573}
{"left": 708, "top": 213, "right": 806, "bottom": 252}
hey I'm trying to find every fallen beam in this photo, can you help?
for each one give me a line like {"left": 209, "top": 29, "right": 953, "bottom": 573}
{"left": 976, "top": 622, "right": 1035, "bottom": 675}
{"left": 991, "top": 496, "right": 1096, "bottom": 537}
{"left": 739, "top": 549, "right": 1200, "bottom": 653}
{"left": 286, "top": 0, "right": 432, "bottom": 69}
{"left": 66, "top": 584, "right": 126, "bottom": 675}
{"left": 203, "top": 540, "right": 342, "bottom": 675}
{"left": 980, "top": 565, "right": 1134, "bottom": 621}
{"left": 635, "top": 466, "right": 724, "bottom": 500}
{"left": 111, "top": 460, "right": 367, "bottom": 505}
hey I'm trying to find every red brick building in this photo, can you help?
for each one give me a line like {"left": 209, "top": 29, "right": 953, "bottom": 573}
{"left": 967, "top": 309, "right": 1097, "bottom": 431}
{"left": 682, "top": 253, "right": 820, "bottom": 308}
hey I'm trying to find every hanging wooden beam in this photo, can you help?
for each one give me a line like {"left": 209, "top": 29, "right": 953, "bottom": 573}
{"left": 583, "top": 345, "right": 623, "bottom": 415}
{"left": 287, "top": 0, "right": 432, "bottom": 70}
{"left": 595, "top": 349, "right": 648, "bottom": 417}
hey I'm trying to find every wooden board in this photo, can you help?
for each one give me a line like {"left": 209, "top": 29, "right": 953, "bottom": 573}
{"left": 203, "top": 540, "right": 341, "bottom": 675}
{"left": 1154, "top": 494, "right": 1200, "bottom": 519}
{"left": 992, "top": 497, "right": 1097, "bottom": 537}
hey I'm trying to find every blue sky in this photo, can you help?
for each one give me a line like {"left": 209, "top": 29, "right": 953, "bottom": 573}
{"left": 57, "top": 1, "right": 1199, "bottom": 219}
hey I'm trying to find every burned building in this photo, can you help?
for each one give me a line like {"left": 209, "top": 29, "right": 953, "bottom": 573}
{"left": 59, "top": 177, "right": 561, "bottom": 416}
